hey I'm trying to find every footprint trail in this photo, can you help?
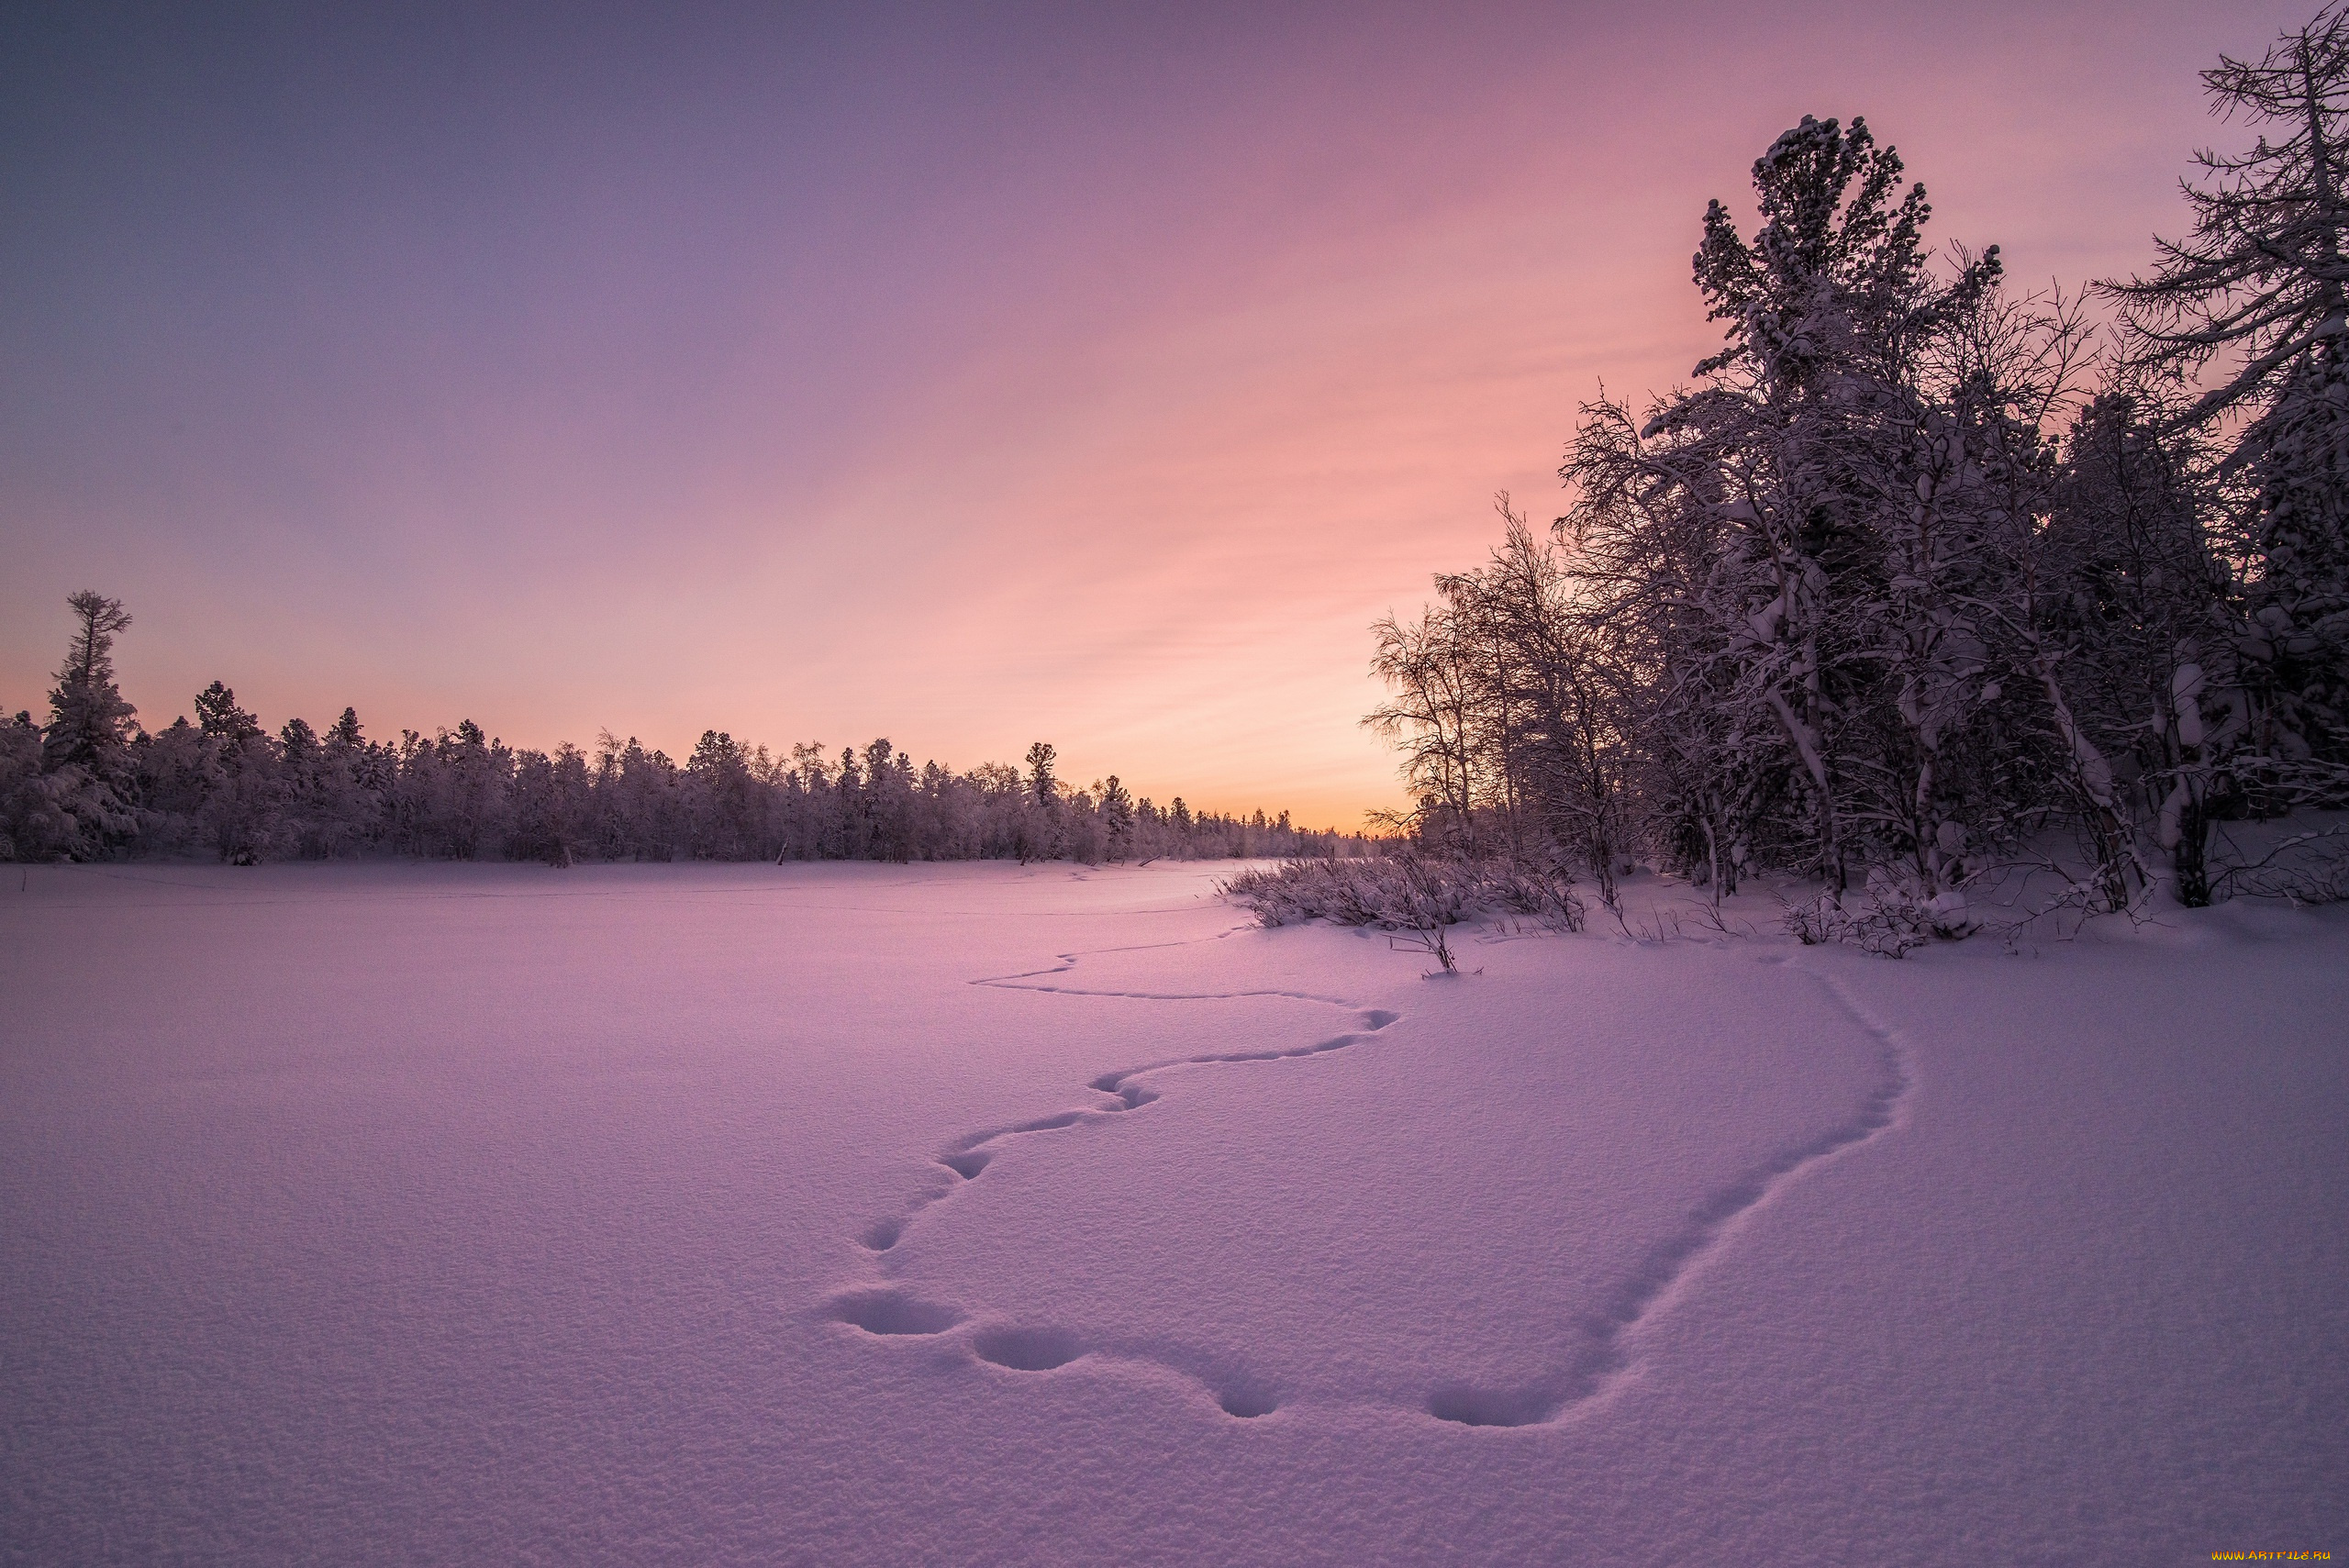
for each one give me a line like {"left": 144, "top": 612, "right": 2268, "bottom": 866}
{"left": 822, "top": 933, "right": 1918, "bottom": 1431}
{"left": 1424, "top": 957, "right": 1915, "bottom": 1427}
{"left": 821, "top": 929, "right": 1400, "bottom": 1418}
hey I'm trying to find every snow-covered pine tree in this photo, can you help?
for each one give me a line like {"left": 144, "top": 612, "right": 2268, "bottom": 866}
{"left": 1019, "top": 740, "right": 1062, "bottom": 862}
{"left": 275, "top": 716, "right": 324, "bottom": 854}
{"left": 189, "top": 683, "right": 279, "bottom": 862}
{"left": 193, "top": 682, "right": 261, "bottom": 744}
{"left": 1099, "top": 774, "right": 1135, "bottom": 861}
{"left": 306, "top": 708, "right": 384, "bottom": 857}
{"left": 862, "top": 739, "right": 918, "bottom": 862}
{"left": 43, "top": 592, "right": 139, "bottom": 779}
{"left": 38, "top": 593, "right": 143, "bottom": 856}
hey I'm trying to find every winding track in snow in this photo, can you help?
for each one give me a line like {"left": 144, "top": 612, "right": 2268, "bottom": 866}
{"left": 1423, "top": 954, "right": 1917, "bottom": 1427}
{"left": 824, "top": 929, "right": 1401, "bottom": 1417}
{"left": 821, "top": 930, "right": 1917, "bottom": 1429}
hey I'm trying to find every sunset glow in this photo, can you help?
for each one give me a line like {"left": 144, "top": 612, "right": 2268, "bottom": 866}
{"left": 0, "top": 1, "right": 2305, "bottom": 825}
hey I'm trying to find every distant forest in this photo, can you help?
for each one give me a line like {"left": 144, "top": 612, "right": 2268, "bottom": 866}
{"left": 1358, "top": 6, "right": 2349, "bottom": 919}
{"left": 5, "top": 606, "right": 1364, "bottom": 866}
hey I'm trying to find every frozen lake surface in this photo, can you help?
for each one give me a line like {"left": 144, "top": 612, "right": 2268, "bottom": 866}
{"left": 3, "top": 862, "right": 2343, "bottom": 1564}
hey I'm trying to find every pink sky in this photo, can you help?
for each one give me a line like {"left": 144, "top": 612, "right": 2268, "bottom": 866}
{"left": 0, "top": 1, "right": 2305, "bottom": 827}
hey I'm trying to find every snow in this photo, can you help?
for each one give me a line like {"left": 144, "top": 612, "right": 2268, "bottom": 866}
{"left": 3, "top": 862, "right": 2343, "bottom": 1564}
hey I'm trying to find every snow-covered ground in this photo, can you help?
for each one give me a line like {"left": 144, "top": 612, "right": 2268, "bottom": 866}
{"left": 3, "top": 862, "right": 2343, "bottom": 1565}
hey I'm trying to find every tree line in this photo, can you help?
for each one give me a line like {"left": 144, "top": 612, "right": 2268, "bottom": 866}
{"left": 5, "top": 599, "right": 1364, "bottom": 866}
{"left": 1365, "top": 8, "right": 2349, "bottom": 924}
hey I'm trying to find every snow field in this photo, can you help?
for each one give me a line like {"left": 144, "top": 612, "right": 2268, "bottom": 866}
{"left": 2, "top": 862, "right": 2343, "bottom": 1565}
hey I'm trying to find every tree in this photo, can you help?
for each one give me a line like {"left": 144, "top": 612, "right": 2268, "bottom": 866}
{"left": 2106, "top": 4, "right": 2349, "bottom": 425}
{"left": 436, "top": 721, "right": 511, "bottom": 860}
{"left": 190, "top": 682, "right": 277, "bottom": 862}
{"left": 2106, "top": 4, "right": 2349, "bottom": 762}
{"left": 1464, "top": 502, "right": 1627, "bottom": 896}
{"left": 35, "top": 593, "right": 141, "bottom": 857}
{"left": 2, "top": 712, "right": 83, "bottom": 861}
{"left": 194, "top": 682, "right": 262, "bottom": 742}
{"left": 685, "top": 729, "right": 760, "bottom": 858}
{"left": 509, "top": 743, "right": 594, "bottom": 866}
{"left": 1560, "top": 117, "right": 2006, "bottom": 903}
{"left": 595, "top": 734, "right": 680, "bottom": 861}
{"left": 859, "top": 738, "right": 918, "bottom": 862}
{"left": 44, "top": 592, "right": 138, "bottom": 775}
{"left": 1019, "top": 740, "right": 1062, "bottom": 862}
{"left": 1100, "top": 774, "right": 1135, "bottom": 860}
{"left": 2039, "top": 386, "right": 2231, "bottom": 903}
{"left": 1692, "top": 115, "right": 1952, "bottom": 395}
{"left": 1366, "top": 600, "right": 1480, "bottom": 850}
{"left": 1023, "top": 741, "right": 1057, "bottom": 806}
{"left": 305, "top": 708, "right": 384, "bottom": 857}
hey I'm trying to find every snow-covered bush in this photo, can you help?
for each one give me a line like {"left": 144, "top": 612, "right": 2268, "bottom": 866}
{"left": 1477, "top": 858, "right": 1588, "bottom": 933}
{"left": 1777, "top": 889, "right": 1931, "bottom": 959}
{"left": 1223, "top": 851, "right": 1585, "bottom": 949}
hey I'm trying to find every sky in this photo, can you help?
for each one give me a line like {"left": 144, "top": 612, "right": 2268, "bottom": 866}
{"left": 0, "top": 0, "right": 2310, "bottom": 828}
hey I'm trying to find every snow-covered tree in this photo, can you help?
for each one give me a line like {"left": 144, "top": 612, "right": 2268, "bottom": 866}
{"left": 1019, "top": 740, "right": 1063, "bottom": 862}
{"left": 2, "top": 711, "right": 86, "bottom": 861}
{"left": 34, "top": 593, "right": 142, "bottom": 857}
{"left": 1099, "top": 774, "right": 1135, "bottom": 861}
{"left": 2033, "top": 385, "right": 2232, "bottom": 902}
{"left": 306, "top": 708, "right": 386, "bottom": 857}
{"left": 683, "top": 730, "right": 761, "bottom": 859}
{"left": 1551, "top": 117, "right": 2013, "bottom": 908}
{"left": 190, "top": 683, "right": 278, "bottom": 862}
{"left": 44, "top": 593, "right": 138, "bottom": 774}
{"left": 2109, "top": 4, "right": 2349, "bottom": 423}
{"left": 509, "top": 743, "right": 594, "bottom": 865}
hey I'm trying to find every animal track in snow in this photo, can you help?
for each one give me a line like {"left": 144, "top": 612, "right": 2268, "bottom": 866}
{"left": 822, "top": 931, "right": 1398, "bottom": 1418}
{"left": 843, "top": 938, "right": 1403, "bottom": 1263}
{"left": 1423, "top": 956, "right": 1916, "bottom": 1428}
{"left": 827, "top": 933, "right": 1916, "bottom": 1431}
